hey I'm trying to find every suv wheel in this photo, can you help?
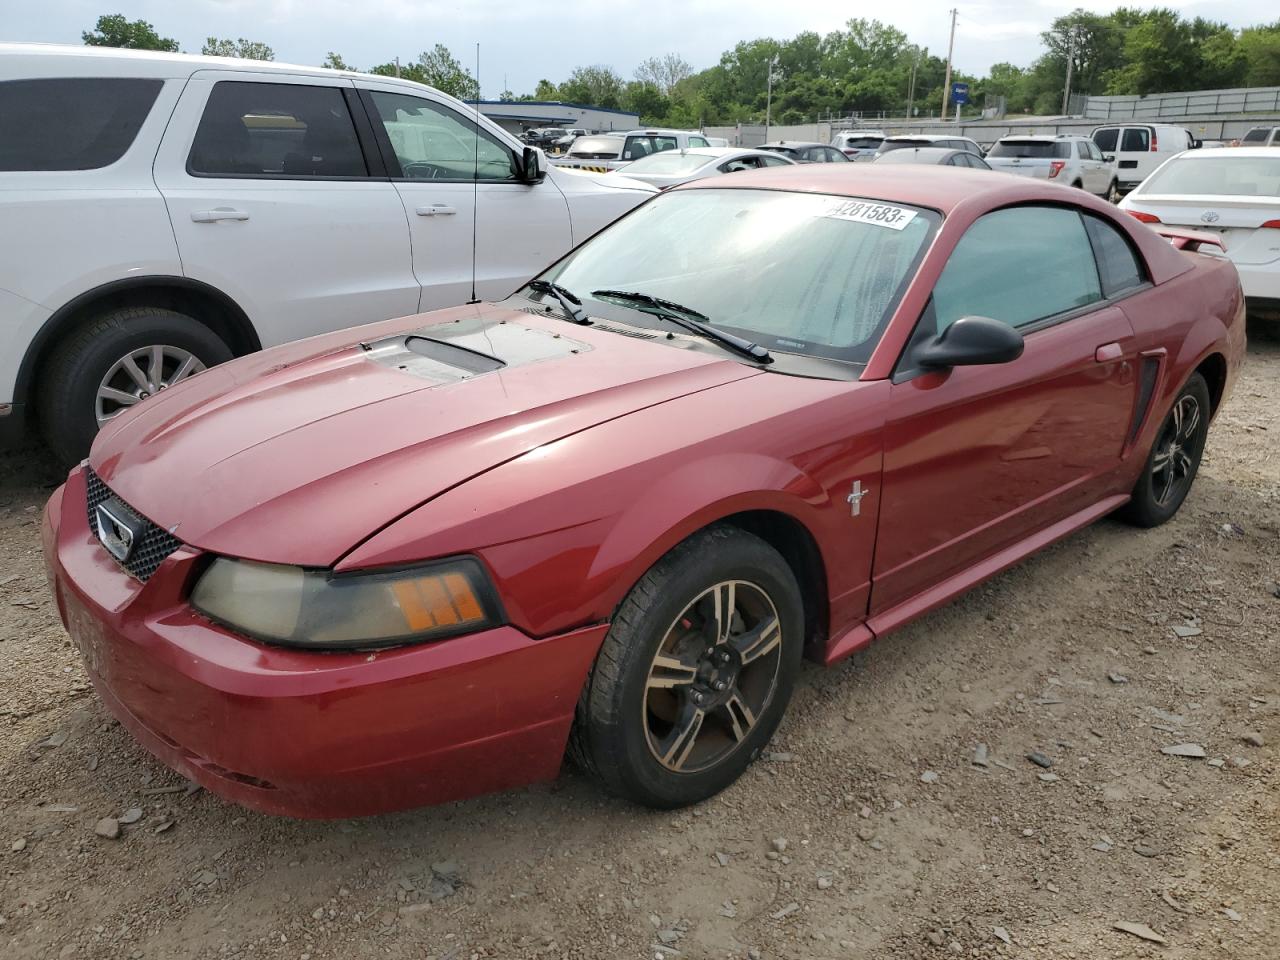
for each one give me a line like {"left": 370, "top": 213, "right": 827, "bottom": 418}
{"left": 38, "top": 307, "right": 232, "bottom": 466}
{"left": 1107, "top": 179, "right": 1122, "bottom": 204}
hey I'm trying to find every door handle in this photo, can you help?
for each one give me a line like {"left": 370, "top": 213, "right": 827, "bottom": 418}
{"left": 190, "top": 208, "right": 249, "bottom": 223}
{"left": 415, "top": 203, "right": 458, "bottom": 217}
{"left": 1095, "top": 342, "right": 1123, "bottom": 363}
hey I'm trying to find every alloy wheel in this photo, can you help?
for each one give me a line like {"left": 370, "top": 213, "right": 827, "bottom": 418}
{"left": 642, "top": 580, "right": 784, "bottom": 774}
{"left": 1151, "top": 394, "right": 1202, "bottom": 507}
{"left": 95, "top": 345, "right": 206, "bottom": 426}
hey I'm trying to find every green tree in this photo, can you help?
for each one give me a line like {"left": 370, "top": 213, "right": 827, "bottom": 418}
{"left": 369, "top": 61, "right": 428, "bottom": 84}
{"left": 415, "top": 44, "right": 479, "bottom": 100}
{"left": 322, "top": 52, "right": 354, "bottom": 71}
{"left": 1239, "top": 22, "right": 1280, "bottom": 86}
{"left": 622, "top": 81, "right": 669, "bottom": 121}
{"left": 82, "top": 13, "right": 178, "bottom": 51}
{"left": 634, "top": 54, "right": 692, "bottom": 95}
{"left": 558, "top": 66, "right": 624, "bottom": 108}
{"left": 533, "top": 79, "right": 560, "bottom": 100}
{"left": 202, "top": 38, "right": 275, "bottom": 61}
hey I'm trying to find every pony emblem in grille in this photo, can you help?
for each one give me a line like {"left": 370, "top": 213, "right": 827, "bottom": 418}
{"left": 84, "top": 469, "right": 182, "bottom": 581}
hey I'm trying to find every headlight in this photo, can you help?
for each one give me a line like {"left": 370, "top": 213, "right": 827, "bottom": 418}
{"left": 190, "top": 557, "right": 501, "bottom": 650}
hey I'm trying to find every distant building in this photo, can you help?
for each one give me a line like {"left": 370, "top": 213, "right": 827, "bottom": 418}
{"left": 468, "top": 100, "right": 640, "bottom": 137}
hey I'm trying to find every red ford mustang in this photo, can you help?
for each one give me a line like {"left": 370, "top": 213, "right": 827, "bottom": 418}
{"left": 43, "top": 165, "right": 1245, "bottom": 818}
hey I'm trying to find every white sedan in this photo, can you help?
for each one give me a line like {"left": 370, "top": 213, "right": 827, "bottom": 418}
{"left": 1120, "top": 148, "right": 1280, "bottom": 313}
{"left": 613, "top": 147, "right": 795, "bottom": 190}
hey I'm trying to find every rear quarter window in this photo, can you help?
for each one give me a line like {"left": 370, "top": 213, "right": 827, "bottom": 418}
{"left": 1084, "top": 216, "right": 1147, "bottom": 297}
{"left": 0, "top": 77, "right": 163, "bottom": 171}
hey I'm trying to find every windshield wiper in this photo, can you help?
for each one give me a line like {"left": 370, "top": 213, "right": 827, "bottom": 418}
{"left": 527, "top": 279, "right": 591, "bottom": 325}
{"left": 591, "top": 289, "right": 772, "bottom": 364}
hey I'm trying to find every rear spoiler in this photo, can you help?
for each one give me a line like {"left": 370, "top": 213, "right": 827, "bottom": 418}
{"left": 1157, "top": 227, "right": 1226, "bottom": 253}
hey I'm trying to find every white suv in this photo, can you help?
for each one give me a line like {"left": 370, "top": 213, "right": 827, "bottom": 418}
{"left": 0, "top": 44, "right": 657, "bottom": 464}
{"left": 984, "top": 135, "right": 1112, "bottom": 196}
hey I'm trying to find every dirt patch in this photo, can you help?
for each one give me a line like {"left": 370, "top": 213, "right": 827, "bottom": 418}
{"left": 2, "top": 324, "right": 1276, "bottom": 960}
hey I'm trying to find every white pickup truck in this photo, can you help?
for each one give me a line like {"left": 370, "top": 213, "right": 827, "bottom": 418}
{"left": 0, "top": 43, "right": 657, "bottom": 464}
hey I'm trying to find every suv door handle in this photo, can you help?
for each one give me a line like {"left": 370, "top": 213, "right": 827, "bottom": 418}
{"left": 415, "top": 204, "right": 457, "bottom": 217}
{"left": 1095, "top": 342, "right": 1123, "bottom": 362}
{"left": 191, "top": 208, "right": 249, "bottom": 223}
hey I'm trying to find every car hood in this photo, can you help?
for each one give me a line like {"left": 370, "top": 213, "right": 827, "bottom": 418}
{"left": 551, "top": 166, "right": 657, "bottom": 193}
{"left": 90, "top": 304, "right": 759, "bottom": 566}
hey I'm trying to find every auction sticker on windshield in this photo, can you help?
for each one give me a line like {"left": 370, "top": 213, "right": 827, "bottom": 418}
{"left": 827, "top": 200, "right": 917, "bottom": 231}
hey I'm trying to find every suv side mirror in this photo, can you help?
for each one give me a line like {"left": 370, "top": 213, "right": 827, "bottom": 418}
{"left": 916, "top": 315, "right": 1024, "bottom": 369}
{"left": 1103, "top": 154, "right": 1115, "bottom": 163}
{"left": 520, "top": 146, "right": 546, "bottom": 183}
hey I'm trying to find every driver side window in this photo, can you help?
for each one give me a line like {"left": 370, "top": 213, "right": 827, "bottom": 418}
{"left": 366, "top": 90, "right": 517, "bottom": 181}
{"left": 932, "top": 206, "right": 1103, "bottom": 332}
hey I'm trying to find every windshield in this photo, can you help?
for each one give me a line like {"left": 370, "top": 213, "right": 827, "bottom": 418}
{"left": 842, "top": 137, "right": 883, "bottom": 149}
{"left": 622, "top": 151, "right": 713, "bottom": 174}
{"left": 1241, "top": 128, "right": 1272, "bottom": 144}
{"left": 538, "top": 189, "right": 938, "bottom": 364}
{"left": 1141, "top": 155, "right": 1280, "bottom": 197}
{"left": 879, "top": 139, "right": 933, "bottom": 153}
{"left": 988, "top": 140, "right": 1068, "bottom": 159}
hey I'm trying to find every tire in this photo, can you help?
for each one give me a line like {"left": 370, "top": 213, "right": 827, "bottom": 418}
{"left": 1107, "top": 179, "right": 1122, "bottom": 204}
{"left": 1118, "top": 372, "right": 1211, "bottom": 528}
{"left": 1071, "top": 180, "right": 1084, "bottom": 190}
{"left": 571, "top": 525, "right": 804, "bottom": 808}
{"left": 37, "top": 307, "right": 232, "bottom": 467}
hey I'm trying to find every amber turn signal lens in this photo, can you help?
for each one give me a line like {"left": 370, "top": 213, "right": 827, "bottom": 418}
{"left": 392, "top": 572, "right": 486, "bottom": 631}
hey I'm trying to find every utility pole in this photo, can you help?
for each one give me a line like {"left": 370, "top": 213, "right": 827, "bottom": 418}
{"left": 764, "top": 55, "right": 780, "bottom": 142}
{"left": 906, "top": 52, "right": 920, "bottom": 120}
{"left": 941, "top": 8, "right": 957, "bottom": 120}
{"left": 394, "top": 56, "right": 401, "bottom": 79}
{"left": 1061, "top": 25, "right": 1079, "bottom": 115}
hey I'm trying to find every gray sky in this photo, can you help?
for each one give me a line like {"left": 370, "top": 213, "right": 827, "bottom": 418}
{"left": 7, "top": 0, "right": 1276, "bottom": 97}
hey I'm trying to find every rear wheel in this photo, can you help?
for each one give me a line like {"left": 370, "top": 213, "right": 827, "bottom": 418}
{"left": 571, "top": 526, "right": 803, "bottom": 808}
{"left": 1118, "top": 373, "right": 1211, "bottom": 527}
{"left": 38, "top": 307, "right": 232, "bottom": 466}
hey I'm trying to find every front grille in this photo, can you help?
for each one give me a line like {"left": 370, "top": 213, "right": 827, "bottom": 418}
{"left": 84, "top": 469, "right": 182, "bottom": 581}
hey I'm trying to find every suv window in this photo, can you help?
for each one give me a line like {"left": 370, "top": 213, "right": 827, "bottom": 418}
{"left": 932, "top": 206, "right": 1102, "bottom": 331}
{"left": 689, "top": 136, "right": 709, "bottom": 148}
{"left": 0, "top": 77, "right": 163, "bottom": 171}
{"left": 367, "top": 91, "right": 516, "bottom": 180}
{"left": 1121, "top": 128, "right": 1150, "bottom": 152}
{"left": 989, "top": 140, "right": 1067, "bottom": 159}
{"left": 622, "top": 135, "right": 678, "bottom": 160}
{"left": 189, "top": 82, "right": 366, "bottom": 178}
{"left": 1084, "top": 216, "right": 1146, "bottom": 297}
{"left": 1093, "top": 128, "right": 1118, "bottom": 153}
{"left": 1241, "top": 128, "right": 1273, "bottom": 144}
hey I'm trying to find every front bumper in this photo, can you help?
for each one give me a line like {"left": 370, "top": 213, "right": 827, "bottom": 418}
{"left": 42, "top": 469, "right": 607, "bottom": 818}
{"left": 1234, "top": 261, "right": 1280, "bottom": 303}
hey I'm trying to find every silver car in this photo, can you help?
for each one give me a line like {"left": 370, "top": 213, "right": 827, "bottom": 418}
{"left": 613, "top": 147, "right": 795, "bottom": 190}
{"left": 984, "top": 135, "right": 1111, "bottom": 197}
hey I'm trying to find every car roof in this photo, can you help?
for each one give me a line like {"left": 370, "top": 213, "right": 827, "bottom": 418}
{"left": 760, "top": 141, "right": 828, "bottom": 150}
{"left": 1169, "top": 146, "right": 1280, "bottom": 159}
{"left": 997, "top": 134, "right": 1087, "bottom": 142}
{"left": 621, "top": 129, "right": 700, "bottom": 136}
{"left": 884, "top": 134, "right": 977, "bottom": 143}
{"left": 879, "top": 147, "right": 964, "bottom": 159}
{"left": 0, "top": 41, "right": 432, "bottom": 94}
{"left": 665, "top": 147, "right": 779, "bottom": 159}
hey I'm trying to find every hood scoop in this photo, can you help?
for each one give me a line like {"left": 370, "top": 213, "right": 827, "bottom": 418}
{"left": 364, "top": 315, "right": 590, "bottom": 384}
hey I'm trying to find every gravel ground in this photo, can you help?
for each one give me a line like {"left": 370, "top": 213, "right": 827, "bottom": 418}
{"left": 1, "top": 324, "right": 1276, "bottom": 960}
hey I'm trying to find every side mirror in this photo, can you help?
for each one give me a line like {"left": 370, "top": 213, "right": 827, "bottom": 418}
{"left": 916, "top": 316, "right": 1024, "bottom": 369}
{"left": 1103, "top": 154, "right": 1115, "bottom": 163}
{"left": 520, "top": 146, "right": 547, "bottom": 183}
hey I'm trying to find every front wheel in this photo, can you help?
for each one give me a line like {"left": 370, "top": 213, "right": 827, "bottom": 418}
{"left": 1107, "top": 179, "right": 1122, "bottom": 204}
{"left": 571, "top": 526, "right": 804, "bottom": 808}
{"left": 1118, "top": 373, "right": 1211, "bottom": 527}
